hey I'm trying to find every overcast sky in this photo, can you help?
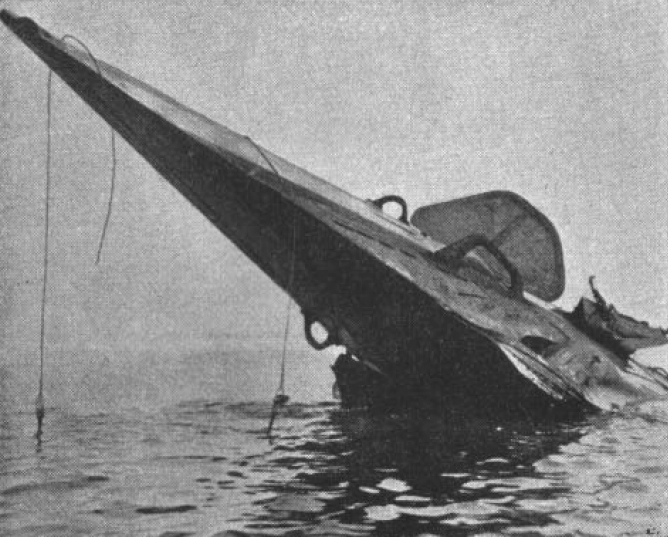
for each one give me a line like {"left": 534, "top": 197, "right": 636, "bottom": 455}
{"left": 2, "top": 0, "right": 667, "bottom": 368}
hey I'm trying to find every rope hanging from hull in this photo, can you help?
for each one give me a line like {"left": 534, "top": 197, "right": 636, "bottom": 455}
{"left": 36, "top": 69, "right": 55, "bottom": 443}
{"left": 242, "top": 136, "right": 296, "bottom": 441}
{"left": 60, "top": 34, "right": 117, "bottom": 265}
{"left": 35, "top": 35, "right": 116, "bottom": 443}
{"left": 267, "top": 215, "right": 297, "bottom": 440}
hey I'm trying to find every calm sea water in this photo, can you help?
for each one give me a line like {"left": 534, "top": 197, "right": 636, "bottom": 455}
{"left": 2, "top": 349, "right": 668, "bottom": 537}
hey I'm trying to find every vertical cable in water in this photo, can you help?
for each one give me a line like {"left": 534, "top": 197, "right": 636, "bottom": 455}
{"left": 35, "top": 36, "right": 117, "bottom": 442}
{"left": 35, "top": 70, "right": 55, "bottom": 442}
{"left": 243, "top": 136, "right": 297, "bottom": 439}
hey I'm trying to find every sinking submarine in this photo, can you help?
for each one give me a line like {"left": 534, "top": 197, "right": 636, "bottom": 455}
{"left": 4, "top": 10, "right": 668, "bottom": 419}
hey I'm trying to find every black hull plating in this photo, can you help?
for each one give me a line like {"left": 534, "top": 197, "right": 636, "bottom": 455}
{"left": 2, "top": 12, "right": 648, "bottom": 416}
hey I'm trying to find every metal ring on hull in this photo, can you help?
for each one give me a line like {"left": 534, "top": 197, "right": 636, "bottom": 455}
{"left": 304, "top": 313, "right": 338, "bottom": 350}
{"left": 371, "top": 195, "right": 409, "bottom": 224}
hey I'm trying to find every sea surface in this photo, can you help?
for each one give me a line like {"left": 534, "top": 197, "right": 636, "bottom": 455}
{"left": 2, "top": 349, "right": 668, "bottom": 537}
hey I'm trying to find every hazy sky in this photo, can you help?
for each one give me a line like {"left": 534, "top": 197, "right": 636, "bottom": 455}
{"left": 2, "top": 0, "right": 667, "bottom": 367}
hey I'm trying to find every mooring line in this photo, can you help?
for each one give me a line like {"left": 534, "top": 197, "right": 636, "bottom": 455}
{"left": 36, "top": 35, "right": 117, "bottom": 442}
{"left": 243, "top": 136, "right": 297, "bottom": 441}
{"left": 35, "top": 69, "right": 56, "bottom": 443}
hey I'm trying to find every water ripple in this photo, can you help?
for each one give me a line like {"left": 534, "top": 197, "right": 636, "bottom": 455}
{"left": 2, "top": 397, "right": 668, "bottom": 535}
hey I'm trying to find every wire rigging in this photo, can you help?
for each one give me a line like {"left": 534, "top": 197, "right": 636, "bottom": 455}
{"left": 35, "top": 69, "right": 55, "bottom": 443}
{"left": 35, "top": 35, "right": 117, "bottom": 442}
{"left": 243, "top": 136, "right": 298, "bottom": 441}
{"left": 268, "top": 208, "right": 297, "bottom": 441}
{"left": 278, "top": 216, "right": 297, "bottom": 397}
{"left": 60, "top": 34, "right": 117, "bottom": 265}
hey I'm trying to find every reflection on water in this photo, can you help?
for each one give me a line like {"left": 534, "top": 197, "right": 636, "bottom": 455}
{"left": 2, "top": 392, "right": 668, "bottom": 536}
{"left": 231, "top": 407, "right": 581, "bottom": 537}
